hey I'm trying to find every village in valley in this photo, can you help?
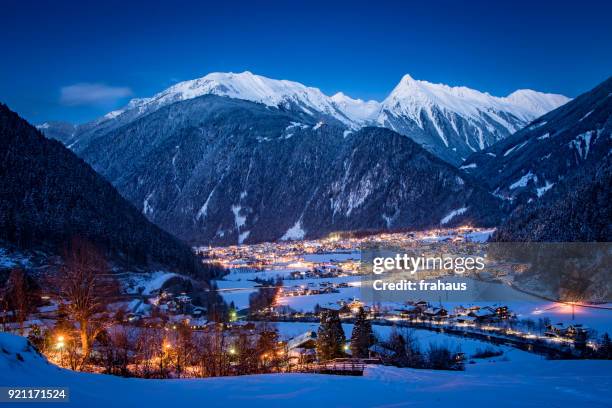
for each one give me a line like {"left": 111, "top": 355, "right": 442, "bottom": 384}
{"left": 2, "top": 226, "right": 611, "bottom": 378}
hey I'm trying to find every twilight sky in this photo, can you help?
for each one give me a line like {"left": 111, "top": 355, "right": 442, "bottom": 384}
{"left": 1, "top": 0, "right": 611, "bottom": 124}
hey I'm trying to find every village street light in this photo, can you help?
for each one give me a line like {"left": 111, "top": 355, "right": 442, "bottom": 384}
{"left": 55, "top": 335, "right": 65, "bottom": 350}
{"left": 55, "top": 335, "right": 66, "bottom": 367}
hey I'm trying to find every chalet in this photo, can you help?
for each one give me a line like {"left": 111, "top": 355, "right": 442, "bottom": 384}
{"left": 347, "top": 299, "right": 365, "bottom": 313}
{"left": 495, "top": 306, "right": 511, "bottom": 319}
{"left": 545, "top": 324, "right": 588, "bottom": 342}
{"left": 190, "top": 318, "right": 208, "bottom": 330}
{"left": 287, "top": 331, "right": 317, "bottom": 350}
{"left": 287, "top": 331, "right": 318, "bottom": 364}
{"left": 191, "top": 306, "right": 207, "bottom": 318}
{"left": 368, "top": 343, "right": 395, "bottom": 359}
{"left": 423, "top": 307, "right": 448, "bottom": 319}
{"left": 469, "top": 307, "right": 497, "bottom": 323}
{"left": 454, "top": 305, "right": 480, "bottom": 316}
{"left": 395, "top": 305, "right": 422, "bottom": 319}
{"left": 455, "top": 315, "right": 477, "bottom": 325}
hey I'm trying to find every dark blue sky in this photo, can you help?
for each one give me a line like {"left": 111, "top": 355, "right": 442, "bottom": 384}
{"left": 2, "top": 0, "right": 611, "bottom": 124}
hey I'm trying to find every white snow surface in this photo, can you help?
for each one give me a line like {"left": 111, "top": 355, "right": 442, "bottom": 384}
{"left": 1, "top": 332, "right": 611, "bottom": 407}
{"left": 330, "top": 92, "right": 380, "bottom": 123}
{"left": 231, "top": 205, "right": 246, "bottom": 229}
{"left": 440, "top": 207, "right": 467, "bottom": 225}
{"left": 536, "top": 181, "right": 555, "bottom": 197}
{"left": 123, "top": 271, "right": 181, "bottom": 295}
{"left": 503, "top": 140, "right": 529, "bottom": 157}
{"left": 280, "top": 220, "right": 306, "bottom": 241}
{"left": 569, "top": 131, "right": 594, "bottom": 159}
{"left": 509, "top": 171, "right": 537, "bottom": 190}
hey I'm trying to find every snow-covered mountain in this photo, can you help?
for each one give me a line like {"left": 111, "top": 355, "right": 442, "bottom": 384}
{"left": 330, "top": 92, "right": 380, "bottom": 123}
{"left": 41, "top": 71, "right": 569, "bottom": 165}
{"left": 376, "top": 74, "right": 570, "bottom": 164}
{"left": 72, "top": 95, "right": 502, "bottom": 245}
{"left": 115, "top": 71, "right": 356, "bottom": 126}
{"left": 464, "top": 76, "right": 612, "bottom": 207}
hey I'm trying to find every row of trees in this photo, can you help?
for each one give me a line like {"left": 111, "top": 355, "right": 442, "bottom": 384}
{"left": 29, "top": 320, "right": 287, "bottom": 378}
{"left": 315, "top": 308, "right": 464, "bottom": 370}
{"left": 316, "top": 308, "right": 376, "bottom": 360}
{"left": 384, "top": 329, "right": 464, "bottom": 370}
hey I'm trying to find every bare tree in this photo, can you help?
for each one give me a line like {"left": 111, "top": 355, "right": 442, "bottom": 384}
{"left": 174, "top": 322, "right": 195, "bottom": 378}
{"left": 135, "top": 327, "right": 164, "bottom": 378}
{"left": 5, "top": 269, "right": 35, "bottom": 334}
{"left": 194, "top": 324, "right": 230, "bottom": 377}
{"left": 49, "top": 238, "right": 119, "bottom": 367}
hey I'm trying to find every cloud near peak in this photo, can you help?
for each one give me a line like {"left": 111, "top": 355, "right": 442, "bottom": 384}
{"left": 60, "top": 83, "right": 133, "bottom": 106}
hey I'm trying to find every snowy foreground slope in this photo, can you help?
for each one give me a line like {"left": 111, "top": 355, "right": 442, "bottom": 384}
{"left": 1, "top": 334, "right": 611, "bottom": 408}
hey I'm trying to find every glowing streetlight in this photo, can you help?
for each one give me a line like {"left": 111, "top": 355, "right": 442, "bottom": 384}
{"left": 55, "top": 335, "right": 65, "bottom": 350}
{"left": 228, "top": 347, "right": 236, "bottom": 355}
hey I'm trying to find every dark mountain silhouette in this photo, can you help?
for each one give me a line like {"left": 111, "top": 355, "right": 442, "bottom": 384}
{"left": 0, "top": 103, "right": 222, "bottom": 279}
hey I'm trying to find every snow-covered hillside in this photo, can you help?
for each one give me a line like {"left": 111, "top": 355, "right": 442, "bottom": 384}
{"left": 1, "top": 333, "right": 610, "bottom": 408}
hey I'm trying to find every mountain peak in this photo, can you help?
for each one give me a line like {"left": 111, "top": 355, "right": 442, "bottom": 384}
{"left": 330, "top": 92, "right": 380, "bottom": 122}
{"left": 504, "top": 89, "right": 571, "bottom": 117}
{"left": 399, "top": 73, "right": 416, "bottom": 83}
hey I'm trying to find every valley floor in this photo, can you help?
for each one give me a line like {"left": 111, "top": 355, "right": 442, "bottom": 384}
{"left": 1, "top": 333, "right": 610, "bottom": 408}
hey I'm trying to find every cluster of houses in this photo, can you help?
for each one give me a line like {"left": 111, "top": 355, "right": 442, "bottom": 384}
{"left": 281, "top": 281, "right": 351, "bottom": 297}
{"left": 395, "top": 302, "right": 512, "bottom": 324}
{"left": 286, "top": 264, "right": 350, "bottom": 280}
{"left": 545, "top": 323, "right": 589, "bottom": 344}
{"left": 124, "top": 290, "right": 208, "bottom": 328}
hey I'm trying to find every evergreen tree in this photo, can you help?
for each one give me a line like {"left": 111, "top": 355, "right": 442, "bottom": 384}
{"left": 600, "top": 332, "right": 612, "bottom": 359}
{"left": 386, "top": 327, "right": 423, "bottom": 368}
{"left": 350, "top": 307, "right": 375, "bottom": 358}
{"left": 316, "top": 309, "right": 346, "bottom": 361}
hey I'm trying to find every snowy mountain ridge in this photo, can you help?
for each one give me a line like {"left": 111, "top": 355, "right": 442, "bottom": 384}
{"left": 110, "top": 71, "right": 568, "bottom": 129}
{"left": 379, "top": 74, "right": 568, "bottom": 126}
{"left": 39, "top": 71, "right": 570, "bottom": 165}
{"left": 113, "top": 71, "right": 356, "bottom": 127}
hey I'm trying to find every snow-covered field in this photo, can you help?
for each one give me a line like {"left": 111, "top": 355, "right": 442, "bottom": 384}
{"left": 272, "top": 321, "right": 538, "bottom": 362}
{"left": 1, "top": 333, "right": 610, "bottom": 408}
